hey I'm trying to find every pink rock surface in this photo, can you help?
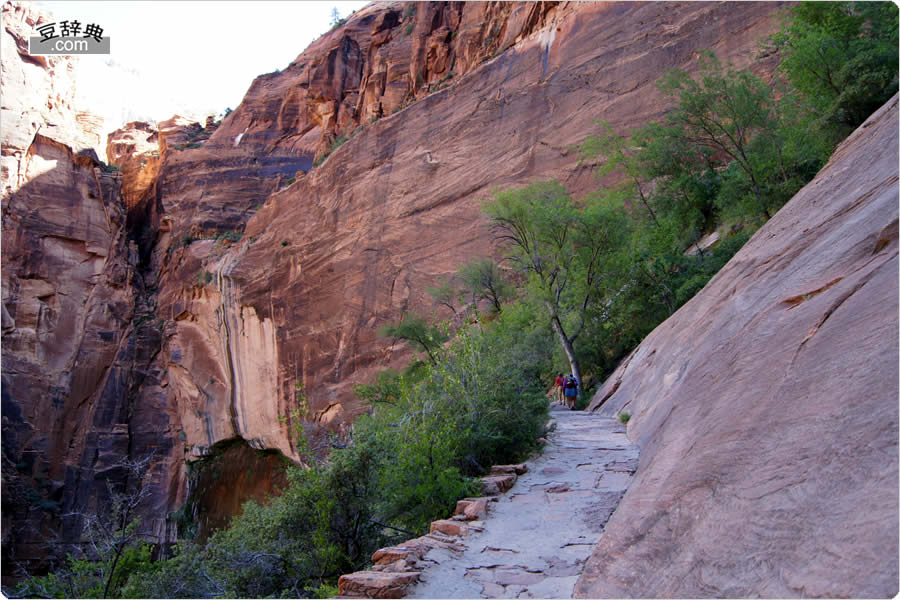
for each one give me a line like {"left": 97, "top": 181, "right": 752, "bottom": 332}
{"left": 480, "top": 473, "right": 518, "bottom": 496}
{"left": 576, "top": 96, "right": 899, "bottom": 598}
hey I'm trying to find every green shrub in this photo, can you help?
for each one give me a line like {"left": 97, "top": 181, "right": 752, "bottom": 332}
{"left": 619, "top": 412, "right": 631, "bottom": 424}
{"left": 216, "top": 230, "right": 242, "bottom": 243}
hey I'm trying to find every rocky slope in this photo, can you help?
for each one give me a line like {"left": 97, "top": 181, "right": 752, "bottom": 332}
{"left": 576, "top": 95, "right": 899, "bottom": 598}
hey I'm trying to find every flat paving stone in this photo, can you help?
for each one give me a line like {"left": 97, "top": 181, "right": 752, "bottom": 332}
{"left": 406, "top": 405, "right": 639, "bottom": 599}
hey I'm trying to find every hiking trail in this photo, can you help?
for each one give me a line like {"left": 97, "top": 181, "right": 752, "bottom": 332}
{"left": 406, "top": 404, "right": 639, "bottom": 599}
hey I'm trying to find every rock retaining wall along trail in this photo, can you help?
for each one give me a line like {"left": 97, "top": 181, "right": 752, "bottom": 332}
{"left": 337, "top": 405, "right": 639, "bottom": 599}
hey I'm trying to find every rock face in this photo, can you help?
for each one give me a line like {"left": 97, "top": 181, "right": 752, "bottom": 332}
{"left": 145, "top": 1, "right": 785, "bottom": 471}
{"left": 3, "top": 0, "right": 791, "bottom": 569}
{"left": 105, "top": 121, "right": 160, "bottom": 218}
{"left": 0, "top": 1, "right": 184, "bottom": 578}
{"left": 0, "top": 1, "right": 104, "bottom": 166}
{"left": 576, "top": 96, "right": 899, "bottom": 598}
{"left": 0, "top": 120, "right": 182, "bottom": 577}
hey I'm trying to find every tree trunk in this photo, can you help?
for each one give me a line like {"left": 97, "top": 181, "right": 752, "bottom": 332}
{"left": 549, "top": 312, "right": 583, "bottom": 396}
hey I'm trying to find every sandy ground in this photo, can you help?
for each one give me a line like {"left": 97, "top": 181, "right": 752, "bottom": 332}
{"left": 407, "top": 404, "right": 639, "bottom": 599}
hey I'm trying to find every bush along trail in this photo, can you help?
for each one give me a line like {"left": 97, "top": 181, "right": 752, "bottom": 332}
{"left": 338, "top": 404, "right": 639, "bottom": 599}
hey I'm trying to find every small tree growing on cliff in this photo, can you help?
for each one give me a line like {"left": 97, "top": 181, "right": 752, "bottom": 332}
{"left": 378, "top": 313, "right": 448, "bottom": 365}
{"left": 457, "top": 257, "right": 516, "bottom": 315}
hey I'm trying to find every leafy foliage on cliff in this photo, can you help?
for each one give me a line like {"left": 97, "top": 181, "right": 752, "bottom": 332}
{"left": 80, "top": 307, "right": 549, "bottom": 598}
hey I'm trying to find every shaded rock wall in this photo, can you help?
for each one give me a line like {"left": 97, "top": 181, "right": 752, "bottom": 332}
{"left": 184, "top": 440, "right": 290, "bottom": 543}
{"left": 576, "top": 96, "right": 899, "bottom": 598}
{"left": 0, "top": 131, "right": 166, "bottom": 573}
{"left": 0, "top": 1, "right": 185, "bottom": 577}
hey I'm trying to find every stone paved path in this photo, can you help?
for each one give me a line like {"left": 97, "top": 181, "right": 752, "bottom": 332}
{"left": 406, "top": 404, "right": 639, "bottom": 599}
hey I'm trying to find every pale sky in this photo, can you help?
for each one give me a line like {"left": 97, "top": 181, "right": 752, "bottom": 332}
{"left": 36, "top": 1, "right": 369, "bottom": 134}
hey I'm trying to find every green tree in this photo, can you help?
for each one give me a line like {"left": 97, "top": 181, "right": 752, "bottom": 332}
{"left": 484, "top": 180, "right": 627, "bottom": 393}
{"left": 772, "top": 1, "right": 898, "bottom": 132}
{"left": 426, "top": 279, "right": 462, "bottom": 320}
{"left": 578, "top": 121, "right": 660, "bottom": 226}
{"left": 378, "top": 313, "right": 448, "bottom": 364}
{"left": 655, "top": 51, "right": 788, "bottom": 219}
{"left": 457, "top": 257, "right": 515, "bottom": 314}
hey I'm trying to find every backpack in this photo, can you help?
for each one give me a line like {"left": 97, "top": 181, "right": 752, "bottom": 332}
{"left": 565, "top": 376, "right": 577, "bottom": 389}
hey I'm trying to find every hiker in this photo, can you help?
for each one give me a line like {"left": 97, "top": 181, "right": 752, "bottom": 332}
{"left": 564, "top": 374, "right": 578, "bottom": 409}
{"left": 554, "top": 373, "right": 565, "bottom": 404}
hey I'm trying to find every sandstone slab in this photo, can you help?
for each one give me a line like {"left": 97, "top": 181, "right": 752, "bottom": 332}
{"left": 490, "top": 464, "right": 528, "bottom": 476}
{"left": 455, "top": 497, "right": 490, "bottom": 520}
{"left": 577, "top": 96, "right": 900, "bottom": 598}
{"left": 480, "top": 474, "right": 517, "bottom": 496}
{"left": 430, "top": 519, "right": 473, "bottom": 537}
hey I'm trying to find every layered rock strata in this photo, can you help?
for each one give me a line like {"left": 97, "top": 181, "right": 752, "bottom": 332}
{"left": 577, "top": 96, "right": 899, "bottom": 598}
{"left": 1, "top": 1, "right": 183, "bottom": 577}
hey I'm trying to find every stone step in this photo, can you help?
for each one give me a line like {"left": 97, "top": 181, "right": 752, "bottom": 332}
{"left": 430, "top": 518, "right": 474, "bottom": 537}
{"left": 490, "top": 463, "right": 528, "bottom": 475}
{"left": 337, "top": 571, "right": 421, "bottom": 599}
{"left": 454, "top": 497, "right": 490, "bottom": 520}
{"left": 480, "top": 473, "right": 517, "bottom": 495}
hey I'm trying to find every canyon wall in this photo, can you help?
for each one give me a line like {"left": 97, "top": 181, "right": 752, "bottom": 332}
{"left": 4, "top": 0, "right": 792, "bottom": 567}
{"left": 1, "top": 1, "right": 184, "bottom": 577}
{"left": 576, "top": 96, "right": 899, "bottom": 597}
{"left": 143, "top": 1, "right": 786, "bottom": 470}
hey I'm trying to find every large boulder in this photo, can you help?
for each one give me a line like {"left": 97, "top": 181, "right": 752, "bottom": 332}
{"left": 576, "top": 96, "right": 899, "bottom": 597}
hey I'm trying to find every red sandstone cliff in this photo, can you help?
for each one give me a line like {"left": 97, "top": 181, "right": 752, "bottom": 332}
{"left": 141, "top": 1, "right": 785, "bottom": 466}
{"left": 0, "top": 1, "right": 183, "bottom": 576}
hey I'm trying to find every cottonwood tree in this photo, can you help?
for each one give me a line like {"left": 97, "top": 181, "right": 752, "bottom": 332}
{"left": 378, "top": 313, "right": 448, "bottom": 365}
{"left": 771, "top": 1, "right": 898, "bottom": 132}
{"left": 653, "top": 51, "right": 786, "bottom": 219}
{"left": 484, "top": 180, "right": 628, "bottom": 393}
{"left": 426, "top": 279, "right": 462, "bottom": 322}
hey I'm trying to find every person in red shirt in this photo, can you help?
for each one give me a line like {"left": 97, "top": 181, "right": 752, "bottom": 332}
{"left": 554, "top": 373, "right": 565, "bottom": 405}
